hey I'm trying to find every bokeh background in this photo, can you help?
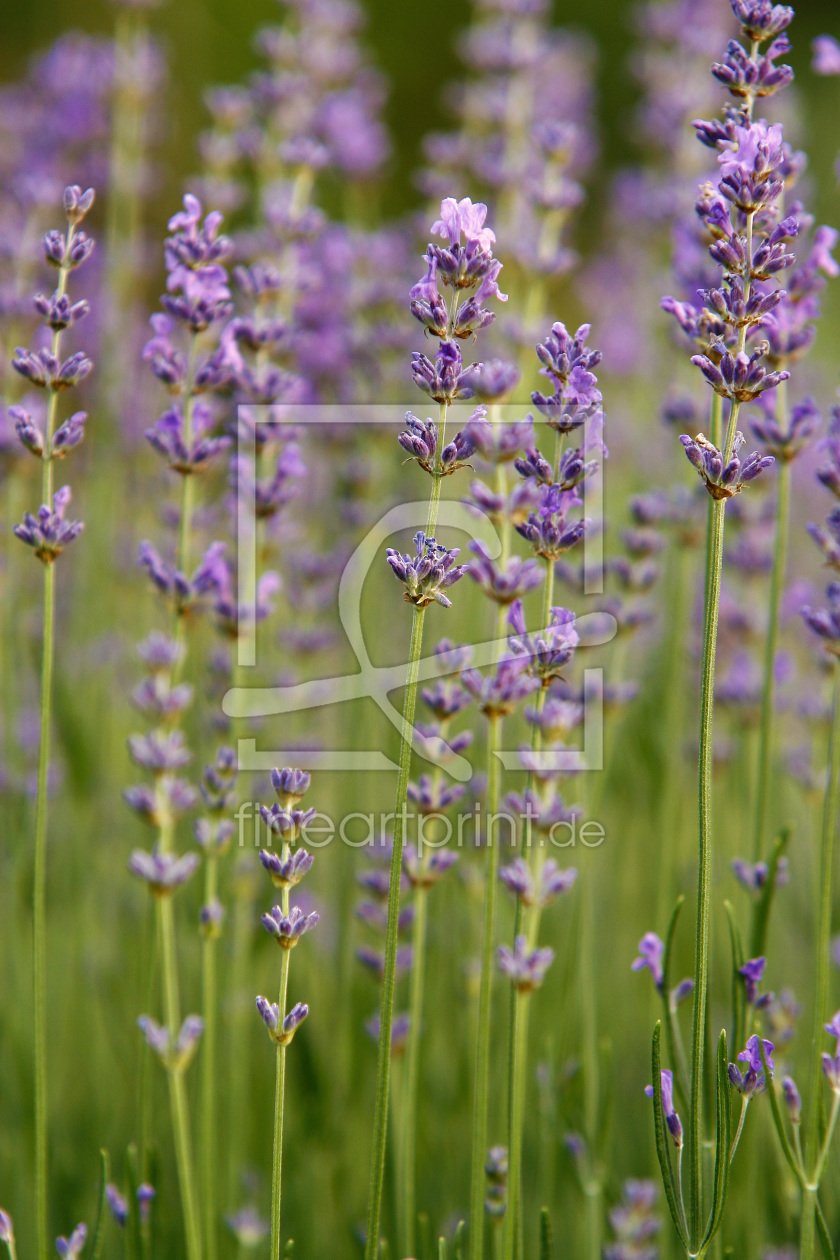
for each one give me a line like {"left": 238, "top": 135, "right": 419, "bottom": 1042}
{"left": 2, "top": 2, "right": 840, "bottom": 1259}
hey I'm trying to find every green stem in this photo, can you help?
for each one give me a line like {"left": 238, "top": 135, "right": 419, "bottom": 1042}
{"left": 270, "top": 914, "right": 292, "bottom": 1260}
{"left": 813, "top": 1091, "right": 840, "bottom": 1187}
{"left": 800, "top": 659, "right": 840, "bottom": 1259}
{"left": 32, "top": 228, "right": 75, "bottom": 1260}
{"left": 753, "top": 454, "right": 791, "bottom": 862}
{"left": 364, "top": 399, "right": 448, "bottom": 1260}
{"left": 33, "top": 558, "right": 54, "bottom": 1260}
{"left": 201, "top": 855, "right": 219, "bottom": 1260}
{"left": 729, "top": 1098, "right": 750, "bottom": 1164}
{"left": 470, "top": 715, "right": 502, "bottom": 1260}
{"left": 401, "top": 880, "right": 428, "bottom": 1259}
{"left": 364, "top": 604, "right": 427, "bottom": 1260}
{"left": 157, "top": 895, "right": 202, "bottom": 1260}
{"left": 800, "top": 1186, "right": 817, "bottom": 1260}
{"left": 502, "top": 987, "right": 529, "bottom": 1260}
{"left": 580, "top": 874, "right": 600, "bottom": 1260}
{"left": 689, "top": 491, "right": 728, "bottom": 1251}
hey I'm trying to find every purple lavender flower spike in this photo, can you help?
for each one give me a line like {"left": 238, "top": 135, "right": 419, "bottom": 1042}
{"left": 731, "top": 855, "right": 789, "bottom": 891}
{"left": 105, "top": 1186, "right": 128, "bottom": 1228}
{"left": 259, "top": 804, "right": 316, "bottom": 845}
{"left": 807, "top": 509, "right": 840, "bottom": 571}
{"left": 645, "top": 1069, "right": 683, "bottom": 1147}
{"left": 261, "top": 903, "right": 320, "bottom": 949}
{"left": 357, "top": 944, "right": 413, "bottom": 979}
{"left": 782, "top": 1075, "right": 801, "bottom": 1122}
{"left": 411, "top": 341, "right": 475, "bottom": 404}
{"left": 406, "top": 775, "right": 465, "bottom": 814}
{"left": 127, "top": 729, "right": 191, "bottom": 774}
{"left": 13, "top": 487, "right": 84, "bottom": 563}
{"left": 515, "top": 483, "right": 589, "bottom": 559}
{"left": 801, "top": 583, "right": 840, "bottom": 655}
{"left": 55, "top": 1224, "right": 87, "bottom": 1258}
{"left": 813, "top": 35, "right": 840, "bottom": 76}
{"left": 497, "top": 934, "right": 555, "bottom": 992}
{"left": 631, "top": 932, "right": 664, "bottom": 990}
{"left": 506, "top": 598, "right": 578, "bottom": 684}
{"left": 739, "top": 956, "right": 773, "bottom": 1007}
{"left": 462, "top": 358, "right": 520, "bottom": 403}
{"left": 680, "top": 431, "right": 774, "bottom": 499}
{"left": 467, "top": 541, "right": 543, "bottom": 605}
{"left": 256, "top": 995, "right": 309, "bottom": 1045}
{"left": 0, "top": 1212, "right": 14, "bottom": 1246}
{"left": 461, "top": 657, "right": 540, "bottom": 718}
{"left": 259, "top": 847, "right": 314, "bottom": 888}
{"left": 499, "top": 856, "right": 535, "bottom": 905}
{"left": 128, "top": 846, "right": 200, "bottom": 894}
{"left": 398, "top": 410, "right": 477, "bottom": 476}
{"left": 751, "top": 397, "right": 820, "bottom": 462}
{"left": 365, "top": 1011, "right": 410, "bottom": 1053}
{"left": 225, "top": 1206, "right": 269, "bottom": 1248}
{"left": 386, "top": 531, "right": 468, "bottom": 608}
{"left": 729, "top": 1034, "right": 774, "bottom": 1095}
{"left": 461, "top": 411, "right": 533, "bottom": 465}
{"left": 402, "top": 844, "right": 458, "bottom": 888}
{"left": 271, "top": 766, "right": 311, "bottom": 805}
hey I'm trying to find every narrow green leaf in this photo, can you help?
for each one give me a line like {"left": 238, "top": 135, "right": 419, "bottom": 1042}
{"left": 700, "top": 1031, "right": 731, "bottom": 1251}
{"left": 661, "top": 896, "right": 689, "bottom": 1111}
{"left": 651, "top": 1022, "right": 687, "bottom": 1247}
{"left": 723, "top": 901, "right": 746, "bottom": 1060}
{"left": 816, "top": 1195, "right": 835, "bottom": 1260}
{"left": 437, "top": 1237, "right": 447, "bottom": 1260}
{"left": 750, "top": 827, "right": 791, "bottom": 958}
{"left": 759, "top": 1039, "right": 802, "bottom": 1181}
{"left": 539, "top": 1207, "right": 553, "bottom": 1260}
{"left": 283, "top": 1241, "right": 295, "bottom": 1260}
{"left": 89, "top": 1149, "right": 110, "bottom": 1260}
{"left": 454, "top": 1219, "right": 466, "bottom": 1260}
{"left": 418, "top": 1213, "right": 431, "bottom": 1260}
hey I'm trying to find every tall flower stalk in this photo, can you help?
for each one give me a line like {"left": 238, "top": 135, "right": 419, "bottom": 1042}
{"left": 256, "top": 768, "right": 318, "bottom": 1259}
{"left": 128, "top": 193, "right": 236, "bottom": 1260}
{"left": 10, "top": 184, "right": 95, "bottom": 1259}
{"left": 658, "top": 3, "right": 797, "bottom": 1250}
{"left": 364, "top": 195, "right": 505, "bottom": 1260}
{"left": 497, "top": 321, "right": 602, "bottom": 1257}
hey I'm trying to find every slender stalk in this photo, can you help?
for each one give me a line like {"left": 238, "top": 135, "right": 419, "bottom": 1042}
{"left": 365, "top": 603, "right": 427, "bottom": 1260}
{"left": 365, "top": 400, "right": 448, "bottom": 1260}
{"left": 201, "top": 855, "right": 220, "bottom": 1260}
{"left": 688, "top": 490, "right": 728, "bottom": 1251}
{"left": 500, "top": 432, "right": 563, "bottom": 1256}
{"left": 33, "top": 558, "right": 54, "bottom": 1260}
{"left": 580, "top": 874, "right": 600, "bottom": 1260}
{"left": 401, "top": 874, "right": 429, "bottom": 1259}
{"left": 32, "top": 223, "right": 76, "bottom": 1260}
{"left": 157, "top": 895, "right": 202, "bottom": 1260}
{"left": 469, "top": 715, "right": 502, "bottom": 1260}
{"left": 800, "top": 659, "right": 840, "bottom": 1257}
{"left": 503, "top": 986, "right": 529, "bottom": 1260}
{"left": 269, "top": 883, "right": 292, "bottom": 1260}
{"left": 752, "top": 451, "right": 791, "bottom": 861}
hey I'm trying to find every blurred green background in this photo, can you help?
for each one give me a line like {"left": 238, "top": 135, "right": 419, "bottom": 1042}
{"left": 3, "top": 0, "right": 840, "bottom": 229}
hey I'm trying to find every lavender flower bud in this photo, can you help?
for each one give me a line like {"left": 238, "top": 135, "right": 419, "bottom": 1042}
{"left": 105, "top": 1186, "right": 128, "bottom": 1228}
{"left": 782, "top": 1075, "right": 801, "bottom": 1123}
{"left": 261, "top": 903, "right": 319, "bottom": 948}
{"left": 56, "top": 1224, "right": 87, "bottom": 1258}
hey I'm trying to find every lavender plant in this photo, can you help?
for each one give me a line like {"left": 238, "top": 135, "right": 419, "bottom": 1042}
{"left": 257, "top": 766, "right": 317, "bottom": 1259}
{"left": 10, "top": 184, "right": 95, "bottom": 1260}
{"left": 654, "top": 2, "right": 807, "bottom": 1253}
{"left": 127, "top": 192, "right": 235, "bottom": 1260}
{"left": 366, "top": 195, "right": 505, "bottom": 1260}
